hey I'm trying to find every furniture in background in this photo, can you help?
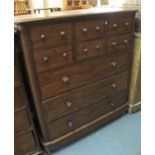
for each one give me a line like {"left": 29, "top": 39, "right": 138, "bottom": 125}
{"left": 63, "top": 0, "right": 90, "bottom": 10}
{"left": 128, "top": 33, "right": 141, "bottom": 113}
{"left": 15, "top": 9, "right": 136, "bottom": 153}
{"left": 14, "top": 35, "right": 42, "bottom": 155}
{"left": 14, "top": 0, "right": 30, "bottom": 15}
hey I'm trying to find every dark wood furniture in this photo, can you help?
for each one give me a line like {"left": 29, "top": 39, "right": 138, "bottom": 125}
{"left": 14, "top": 39, "right": 42, "bottom": 155}
{"left": 15, "top": 8, "right": 136, "bottom": 153}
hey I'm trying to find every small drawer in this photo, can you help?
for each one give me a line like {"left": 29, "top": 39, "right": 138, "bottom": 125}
{"left": 33, "top": 46, "right": 73, "bottom": 73}
{"left": 14, "top": 109, "right": 31, "bottom": 134}
{"left": 14, "top": 87, "right": 27, "bottom": 110}
{"left": 43, "top": 71, "right": 128, "bottom": 122}
{"left": 75, "top": 19, "right": 105, "bottom": 42}
{"left": 15, "top": 131, "right": 37, "bottom": 155}
{"left": 108, "top": 13, "right": 133, "bottom": 36}
{"left": 77, "top": 40, "right": 105, "bottom": 60}
{"left": 30, "top": 23, "right": 72, "bottom": 49}
{"left": 47, "top": 90, "right": 127, "bottom": 140}
{"left": 107, "top": 35, "right": 131, "bottom": 53}
{"left": 38, "top": 51, "right": 130, "bottom": 99}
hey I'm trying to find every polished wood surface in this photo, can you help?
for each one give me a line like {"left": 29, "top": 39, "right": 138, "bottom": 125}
{"left": 15, "top": 10, "right": 136, "bottom": 153}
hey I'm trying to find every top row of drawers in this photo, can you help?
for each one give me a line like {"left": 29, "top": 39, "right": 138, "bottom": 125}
{"left": 30, "top": 14, "right": 133, "bottom": 49}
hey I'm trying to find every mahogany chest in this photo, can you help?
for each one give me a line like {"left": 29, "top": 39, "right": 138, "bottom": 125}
{"left": 15, "top": 9, "right": 136, "bottom": 153}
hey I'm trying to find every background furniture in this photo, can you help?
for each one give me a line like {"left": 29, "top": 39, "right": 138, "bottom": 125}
{"left": 15, "top": 9, "right": 136, "bottom": 153}
{"left": 14, "top": 34, "right": 42, "bottom": 155}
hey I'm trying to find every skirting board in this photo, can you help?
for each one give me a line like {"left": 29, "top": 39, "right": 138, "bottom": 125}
{"left": 128, "top": 102, "right": 141, "bottom": 113}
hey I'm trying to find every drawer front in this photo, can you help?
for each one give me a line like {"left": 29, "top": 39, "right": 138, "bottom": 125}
{"left": 30, "top": 23, "right": 72, "bottom": 49}
{"left": 77, "top": 40, "right": 105, "bottom": 60}
{"left": 33, "top": 46, "right": 73, "bottom": 73}
{"left": 107, "top": 35, "right": 131, "bottom": 53}
{"left": 15, "top": 109, "right": 31, "bottom": 134}
{"left": 38, "top": 51, "right": 130, "bottom": 99}
{"left": 75, "top": 19, "right": 105, "bottom": 42}
{"left": 43, "top": 72, "right": 128, "bottom": 122}
{"left": 47, "top": 90, "right": 127, "bottom": 140}
{"left": 108, "top": 13, "right": 133, "bottom": 36}
{"left": 15, "top": 131, "right": 36, "bottom": 155}
{"left": 14, "top": 87, "right": 26, "bottom": 110}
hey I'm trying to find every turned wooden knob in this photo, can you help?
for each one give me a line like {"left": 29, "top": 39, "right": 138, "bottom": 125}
{"left": 41, "top": 34, "right": 46, "bottom": 39}
{"left": 110, "top": 62, "right": 117, "bottom": 68}
{"left": 60, "top": 31, "right": 66, "bottom": 36}
{"left": 82, "top": 28, "right": 88, "bottom": 32}
{"left": 83, "top": 48, "right": 88, "bottom": 52}
{"left": 63, "top": 53, "right": 67, "bottom": 57}
{"left": 62, "top": 76, "right": 69, "bottom": 83}
{"left": 96, "top": 45, "right": 100, "bottom": 49}
{"left": 124, "top": 40, "right": 128, "bottom": 44}
{"left": 112, "top": 42, "right": 117, "bottom": 46}
{"left": 111, "top": 83, "right": 117, "bottom": 89}
{"left": 43, "top": 57, "right": 48, "bottom": 62}
{"left": 68, "top": 121, "right": 73, "bottom": 127}
{"left": 66, "top": 101, "right": 72, "bottom": 108}
{"left": 113, "top": 24, "right": 118, "bottom": 28}
{"left": 95, "top": 26, "right": 100, "bottom": 31}
{"left": 124, "top": 22, "right": 129, "bottom": 26}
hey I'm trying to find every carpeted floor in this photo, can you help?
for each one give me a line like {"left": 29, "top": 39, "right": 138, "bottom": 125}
{"left": 47, "top": 111, "right": 141, "bottom": 155}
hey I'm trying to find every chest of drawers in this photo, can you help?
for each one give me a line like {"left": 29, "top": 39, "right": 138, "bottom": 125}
{"left": 14, "top": 41, "right": 42, "bottom": 155}
{"left": 15, "top": 9, "right": 136, "bottom": 153}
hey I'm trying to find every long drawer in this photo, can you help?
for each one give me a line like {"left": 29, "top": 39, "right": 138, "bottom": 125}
{"left": 15, "top": 131, "right": 37, "bottom": 155}
{"left": 47, "top": 89, "right": 127, "bottom": 140}
{"left": 38, "top": 51, "right": 130, "bottom": 99}
{"left": 14, "top": 109, "right": 31, "bottom": 134}
{"left": 43, "top": 71, "right": 128, "bottom": 122}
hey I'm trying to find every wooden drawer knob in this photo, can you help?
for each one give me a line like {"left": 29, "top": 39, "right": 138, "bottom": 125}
{"left": 40, "top": 34, "right": 46, "bottom": 39}
{"left": 43, "top": 56, "right": 48, "bottom": 62}
{"left": 62, "top": 76, "right": 70, "bottom": 83}
{"left": 110, "top": 102, "right": 115, "bottom": 110}
{"left": 60, "top": 31, "right": 66, "bottom": 36}
{"left": 63, "top": 52, "right": 67, "bottom": 57}
{"left": 124, "top": 22, "right": 129, "bottom": 26}
{"left": 66, "top": 101, "right": 72, "bottom": 108}
{"left": 111, "top": 83, "right": 117, "bottom": 89}
{"left": 112, "top": 24, "right": 118, "bottom": 28}
{"left": 68, "top": 121, "right": 73, "bottom": 127}
{"left": 82, "top": 28, "right": 88, "bottom": 32}
{"left": 110, "top": 62, "right": 117, "bottom": 68}
{"left": 83, "top": 48, "right": 88, "bottom": 52}
{"left": 95, "top": 26, "right": 100, "bottom": 31}
{"left": 96, "top": 45, "right": 100, "bottom": 49}
{"left": 124, "top": 40, "right": 128, "bottom": 44}
{"left": 111, "top": 42, "right": 117, "bottom": 46}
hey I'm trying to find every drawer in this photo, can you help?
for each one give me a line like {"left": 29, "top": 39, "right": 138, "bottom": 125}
{"left": 33, "top": 46, "right": 73, "bottom": 73}
{"left": 14, "top": 87, "right": 27, "bottom": 110}
{"left": 38, "top": 51, "right": 130, "bottom": 99}
{"left": 15, "top": 109, "right": 31, "bottom": 134}
{"left": 47, "top": 90, "right": 127, "bottom": 140}
{"left": 30, "top": 23, "right": 72, "bottom": 49}
{"left": 75, "top": 19, "right": 105, "bottom": 42}
{"left": 15, "top": 131, "right": 36, "bottom": 155}
{"left": 43, "top": 72, "right": 128, "bottom": 122}
{"left": 108, "top": 13, "right": 133, "bottom": 36}
{"left": 77, "top": 39, "right": 105, "bottom": 60}
{"left": 107, "top": 35, "right": 132, "bottom": 53}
